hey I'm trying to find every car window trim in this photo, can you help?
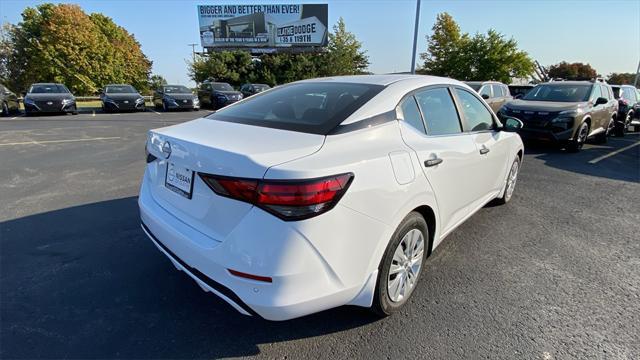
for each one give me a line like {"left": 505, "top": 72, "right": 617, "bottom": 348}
{"left": 395, "top": 84, "right": 467, "bottom": 138}
{"left": 450, "top": 86, "right": 500, "bottom": 134}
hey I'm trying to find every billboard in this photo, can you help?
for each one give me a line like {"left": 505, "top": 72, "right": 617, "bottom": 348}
{"left": 198, "top": 4, "right": 328, "bottom": 51}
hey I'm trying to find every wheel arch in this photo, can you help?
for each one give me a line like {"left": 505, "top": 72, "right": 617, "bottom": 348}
{"left": 411, "top": 205, "right": 436, "bottom": 257}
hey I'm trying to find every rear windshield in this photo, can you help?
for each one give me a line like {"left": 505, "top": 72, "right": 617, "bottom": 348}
{"left": 465, "top": 83, "right": 482, "bottom": 91}
{"left": 29, "top": 84, "right": 70, "bottom": 94}
{"left": 208, "top": 82, "right": 385, "bottom": 134}
{"left": 105, "top": 85, "right": 137, "bottom": 94}
{"left": 211, "top": 83, "right": 234, "bottom": 91}
{"left": 522, "top": 84, "right": 592, "bottom": 102}
{"left": 163, "top": 86, "right": 191, "bottom": 94}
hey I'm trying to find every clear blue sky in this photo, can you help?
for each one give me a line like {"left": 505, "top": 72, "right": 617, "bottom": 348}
{"left": 1, "top": 0, "right": 638, "bottom": 86}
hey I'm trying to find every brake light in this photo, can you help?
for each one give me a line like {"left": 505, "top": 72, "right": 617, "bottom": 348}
{"left": 619, "top": 99, "right": 629, "bottom": 106}
{"left": 199, "top": 173, "right": 354, "bottom": 221}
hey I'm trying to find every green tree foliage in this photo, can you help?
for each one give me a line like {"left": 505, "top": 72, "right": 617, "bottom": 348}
{"left": 547, "top": 62, "right": 597, "bottom": 80}
{"left": 187, "top": 18, "right": 368, "bottom": 86}
{"left": 607, "top": 72, "right": 636, "bottom": 85}
{"left": 148, "top": 74, "right": 168, "bottom": 91}
{"left": 419, "top": 12, "right": 534, "bottom": 83}
{"left": 1, "top": 3, "right": 151, "bottom": 95}
{"left": 320, "top": 17, "right": 369, "bottom": 76}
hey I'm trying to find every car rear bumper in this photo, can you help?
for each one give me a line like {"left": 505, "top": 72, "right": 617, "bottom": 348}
{"left": 138, "top": 172, "right": 384, "bottom": 320}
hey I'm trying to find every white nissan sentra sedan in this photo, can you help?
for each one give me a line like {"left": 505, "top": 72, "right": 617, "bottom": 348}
{"left": 139, "top": 74, "right": 524, "bottom": 321}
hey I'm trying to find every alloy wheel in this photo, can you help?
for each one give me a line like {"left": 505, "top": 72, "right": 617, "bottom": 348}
{"left": 387, "top": 228, "right": 424, "bottom": 303}
{"left": 505, "top": 160, "right": 519, "bottom": 201}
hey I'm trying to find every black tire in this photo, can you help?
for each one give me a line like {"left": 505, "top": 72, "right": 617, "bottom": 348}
{"left": 372, "top": 211, "right": 429, "bottom": 317}
{"left": 162, "top": 101, "right": 169, "bottom": 112}
{"left": 494, "top": 157, "right": 521, "bottom": 205}
{"left": 594, "top": 118, "right": 613, "bottom": 144}
{"left": 567, "top": 121, "right": 589, "bottom": 152}
{"left": 614, "top": 112, "right": 631, "bottom": 137}
{"left": 1, "top": 102, "right": 9, "bottom": 117}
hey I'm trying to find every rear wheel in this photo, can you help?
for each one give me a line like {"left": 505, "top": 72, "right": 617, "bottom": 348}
{"left": 372, "top": 212, "right": 428, "bottom": 317}
{"left": 615, "top": 112, "right": 631, "bottom": 137}
{"left": 567, "top": 121, "right": 589, "bottom": 152}
{"left": 594, "top": 118, "right": 614, "bottom": 144}
{"left": 1, "top": 102, "right": 8, "bottom": 117}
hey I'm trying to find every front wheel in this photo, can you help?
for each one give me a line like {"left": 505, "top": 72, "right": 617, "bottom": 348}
{"left": 566, "top": 121, "right": 589, "bottom": 152}
{"left": 494, "top": 157, "right": 520, "bottom": 205}
{"left": 1, "top": 102, "right": 9, "bottom": 117}
{"left": 614, "top": 112, "right": 631, "bottom": 137}
{"left": 372, "top": 212, "right": 428, "bottom": 317}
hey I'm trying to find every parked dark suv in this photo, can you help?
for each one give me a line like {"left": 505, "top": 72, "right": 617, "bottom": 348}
{"left": 499, "top": 80, "right": 618, "bottom": 151}
{"left": 465, "top": 81, "right": 512, "bottom": 113}
{"left": 611, "top": 85, "right": 640, "bottom": 136}
{"left": 197, "top": 81, "right": 243, "bottom": 109}
{"left": 240, "top": 83, "right": 270, "bottom": 98}
{"left": 0, "top": 84, "right": 20, "bottom": 116}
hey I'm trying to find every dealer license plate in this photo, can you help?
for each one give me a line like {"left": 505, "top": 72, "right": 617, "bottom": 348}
{"left": 165, "top": 162, "right": 194, "bottom": 199}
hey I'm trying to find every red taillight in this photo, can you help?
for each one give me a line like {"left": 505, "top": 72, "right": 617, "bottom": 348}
{"left": 199, "top": 173, "right": 353, "bottom": 220}
{"left": 619, "top": 99, "right": 629, "bottom": 106}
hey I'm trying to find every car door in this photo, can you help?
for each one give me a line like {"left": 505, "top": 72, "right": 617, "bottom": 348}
{"left": 453, "top": 87, "right": 512, "bottom": 204}
{"left": 589, "top": 84, "right": 607, "bottom": 131}
{"left": 397, "top": 86, "right": 480, "bottom": 235}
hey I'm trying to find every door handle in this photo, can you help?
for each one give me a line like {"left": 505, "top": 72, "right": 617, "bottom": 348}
{"left": 424, "top": 158, "right": 443, "bottom": 167}
{"left": 479, "top": 147, "right": 490, "bottom": 155}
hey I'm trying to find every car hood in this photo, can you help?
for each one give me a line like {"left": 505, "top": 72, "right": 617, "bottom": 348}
{"left": 103, "top": 93, "right": 142, "bottom": 100}
{"left": 164, "top": 93, "right": 195, "bottom": 100}
{"left": 506, "top": 99, "right": 584, "bottom": 112}
{"left": 25, "top": 93, "right": 74, "bottom": 100}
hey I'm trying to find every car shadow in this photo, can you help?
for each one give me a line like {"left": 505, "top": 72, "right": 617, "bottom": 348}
{"left": 522, "top": 135, "right": 640, "bottom": 183}
{"left": 0, "top": 197, "right": 380, "bottom": 359}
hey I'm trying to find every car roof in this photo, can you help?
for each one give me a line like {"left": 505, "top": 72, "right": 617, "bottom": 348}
{"left": 105, "top": 84, "right": 133, "bottom": 87}
{"left": 32, "top": 83, "right": 64, "bottom": 86}
{"left": 541, "top": 81, "right": 594, "bottom": 86}
{"left": 297, "top": 74, "right": 463, "bottom": 87}
{"left": 465, "top": 81, "right": 502, "bottom": 85}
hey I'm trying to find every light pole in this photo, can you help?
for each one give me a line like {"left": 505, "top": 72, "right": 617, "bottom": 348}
{"left": 188, "top": 43, "right": 198, "bottom": 62}
{"left": 634, "top": 59, "right": 640, "bottom": 88}
{"left": 410, "top": 0, "right": 422, "bottom": 74}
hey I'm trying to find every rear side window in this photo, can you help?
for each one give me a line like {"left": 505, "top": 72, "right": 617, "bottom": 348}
{"left": 455, "top": 88, "right": 494, "bottom": 132}
{"left": 209, "top": 82, "right": 384, "bottom": 134}
{"left": 491, "top": 84, "right": 504, "bottom": 97}
{"left": 414, "top": 87, "right": 462, "bottom": 135}
{"left": 399, "top": 97, "right": 426, "bottom": 134}
{"left": 623, "top": 87, "right": 637, "bottom": 101}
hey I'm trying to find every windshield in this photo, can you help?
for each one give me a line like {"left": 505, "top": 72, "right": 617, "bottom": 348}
{"left": 209, "top": 82, "right": 384, "bottom": 134}
{"left": 465, "top": 83, "right": 482, "bottom": 91}
{"left": 163, "top": 86, "right": 191, "bottom": 94}
{"left": 105, "top": 85, "right": 137, "bottom": 94}
{"left": 254, "top": 84, "right": 270, "bottom": 91}
{"left": 29, "top": 84, "right": 70, "bottom": 94}
{"left": 522, "top": 84, "right": 592, "bottom": 102}
{"left": 212, "top": 83, "right": 234, "bottom": 91}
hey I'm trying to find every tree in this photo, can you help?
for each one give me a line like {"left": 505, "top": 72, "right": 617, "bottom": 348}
{"left": 148, "top": 74, "right": 167, "bottom": 91}
{"left": 419, "top": 12, "right": 534, "bottom": 83}
{"left": 320, "top": 17, "right": 369, "bottom": 76}
{"left": 2, "top": 3, "right": 151, "bottom": 95}
{"left": 188, "top": 50, "right": 253, "bottom": 85}
{"left": 607, "top": 72, "right": 636, "bottom": 85}
{"left": 419, "top": 13, "right": 469, "bottom": 79}
{"left": 547, "top": 62, "right": 597, "bottom": 81}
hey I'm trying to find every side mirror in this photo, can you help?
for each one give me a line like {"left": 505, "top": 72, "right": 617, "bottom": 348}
{"left": 595, "top": 97, "right": 608, "bottom": 106}
{"left": 481, "top": 94, "right": 490, "bottom": 100}
{"left": 502, "top": 116, "right": 523, "bottom": 132}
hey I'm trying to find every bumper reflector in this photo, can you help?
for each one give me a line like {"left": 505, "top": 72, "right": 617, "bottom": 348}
{"left": 228, "top": 269, "right": 273, "bottom": 283}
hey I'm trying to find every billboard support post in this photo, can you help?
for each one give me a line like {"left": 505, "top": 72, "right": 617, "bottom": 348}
{"left": 410, "top": 0, "right": 421, "bottom": 74}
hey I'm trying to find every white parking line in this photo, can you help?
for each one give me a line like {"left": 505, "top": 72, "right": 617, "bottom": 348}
{"left": 588, "top": 141, "right": 640, "bottom": 164}
{"left": 0, "top": 137, "right": 121, "bottom": 147}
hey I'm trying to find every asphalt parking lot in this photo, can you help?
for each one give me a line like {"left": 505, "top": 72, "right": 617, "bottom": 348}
{"left": 1, "top": 111, "right": 639, "bottom": 359}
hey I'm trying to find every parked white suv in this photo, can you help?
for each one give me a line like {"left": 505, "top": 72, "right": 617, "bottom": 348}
{"left": 139, "top": 75, "right": 524, "bottom": 320}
